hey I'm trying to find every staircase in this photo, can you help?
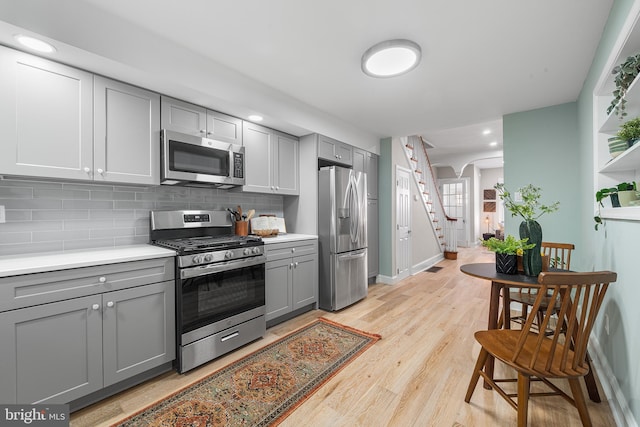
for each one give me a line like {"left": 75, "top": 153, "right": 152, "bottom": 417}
{"left": 402, "top": 135, "right": 458, "bottom": 258}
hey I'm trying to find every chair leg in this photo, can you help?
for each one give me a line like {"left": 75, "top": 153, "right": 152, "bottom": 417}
{"left": 517, "top": 372, "right": 531, "bottom": 427}
{"left": 568, "top": 378, "right": 593, "bottom": 427}
{"left": 465, "top": 347, "right": 489, "bottom": 402}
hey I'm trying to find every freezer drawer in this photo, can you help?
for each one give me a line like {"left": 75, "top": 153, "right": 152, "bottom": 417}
{"left": 319, "top": 249, "right": 368, "bottom": 311}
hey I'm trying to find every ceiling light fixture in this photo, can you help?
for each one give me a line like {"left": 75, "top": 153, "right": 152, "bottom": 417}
{"left": 248, "top": 115, "right": 263, "bottom": 122}
{"left": 14, "top": 35, "right": 56, "bottom": 53}
{"left": 361, "top": 39, "right": 421, "bottom": 78}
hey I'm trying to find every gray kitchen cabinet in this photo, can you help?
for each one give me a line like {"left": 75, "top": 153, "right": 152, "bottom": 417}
{"left": 367, "top": 199, "right": 379, "bottom": 280}
{"left": 318, "top": 134, "right": 353, "bottom": 166}
{"left": 94, "top": 76, "right": 160, "bottom": 185}
{"left": 264, "top": 239, "right": 318, "bottom": 323}
{"left": 0, "top": 45, "right": 93, "bottom": 180}
{"left": 0, "top": 46, "right": 161, "bottom": 185}
{"left": 353, "top": 149, "right": 379, "bottom": 199}
{"left": 160, "top": 96, "right": 243, "bottom": 144}
{"left": 242, "top": 121, "right": 299, "bottom": 195}
{"left": 0, "top": 258, "right": 175, "bottom": 405}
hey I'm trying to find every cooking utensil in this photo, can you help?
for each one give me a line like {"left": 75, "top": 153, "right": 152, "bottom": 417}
{"left": 246, "top": 209, "right": 256, "bottom": 220}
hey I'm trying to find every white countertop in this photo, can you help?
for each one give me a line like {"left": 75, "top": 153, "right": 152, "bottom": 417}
{"left": 0, "top": 245, "right": 177, "bottom": 277}
{"left": 260, "top": 233, "right": 318, "bottom": 244}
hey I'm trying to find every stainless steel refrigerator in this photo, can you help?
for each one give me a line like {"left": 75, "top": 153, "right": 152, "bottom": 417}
{"left": 318, "top": 166, "right": 368, "bottom": 311}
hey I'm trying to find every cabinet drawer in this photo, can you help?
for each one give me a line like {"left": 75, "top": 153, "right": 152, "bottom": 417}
{"left": 0, "top": 258, "right": 174, "bottom": 312}
{"left": 265, "top": 240, "right": 317, "bottom": 262}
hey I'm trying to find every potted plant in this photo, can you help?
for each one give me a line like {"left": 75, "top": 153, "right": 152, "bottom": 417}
{"left": 594, "top": 181, "right": 637, "bottom": 230}
{"left": 616, "top": 117, "right": 640, "bottom": 146}
{"left": 481, "top": 235, "right": 535, "bottom": 274}
{"left": 495, "top": 183, "right": 560, "bottom": 276}
{"left": 607, "top": 53, "right": 640, "bottom": 118}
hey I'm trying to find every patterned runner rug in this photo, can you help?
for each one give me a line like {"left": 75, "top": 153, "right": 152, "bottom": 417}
{"left": 114, "top": 318, "right": 381, "bottom": 427}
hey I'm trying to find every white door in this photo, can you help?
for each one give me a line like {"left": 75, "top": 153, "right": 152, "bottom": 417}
{"left": 396, "top": 167, "right": 411, "bottom": 279}
{"left": 439, "top": 178, "right": 470, "bottom": 247}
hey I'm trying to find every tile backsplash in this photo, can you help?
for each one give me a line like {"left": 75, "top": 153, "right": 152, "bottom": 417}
{"left": 0, "top": 177, "right": 284, "bottom": 256}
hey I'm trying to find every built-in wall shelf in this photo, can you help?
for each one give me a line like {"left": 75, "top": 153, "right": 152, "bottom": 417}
{"left": 600, "top": 206, "right": 640, "bottom": 220}
{"left": 599, "top": 73, "right": 640, "bottom": 134}
{"left": 598, "top": 142, "right": 640, "bottom": 173}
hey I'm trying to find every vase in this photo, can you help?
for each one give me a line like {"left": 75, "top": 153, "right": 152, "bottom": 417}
{"left": 519, "top": 220, "right": 542, "bottom": 276}
{"left": 495, "top": 253, "right": 517, "bottom": 274}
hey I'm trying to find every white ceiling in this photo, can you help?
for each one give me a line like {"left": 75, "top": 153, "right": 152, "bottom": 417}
{"left": 0, "top": 0, "right": 614, "bottom": 169}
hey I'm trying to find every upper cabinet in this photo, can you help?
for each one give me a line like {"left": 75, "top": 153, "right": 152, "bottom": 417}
{"left": 0, "top": 46, "right": 161, "bottom": 185}
{"left": 318, "top": 134, "right": 353, "bottom": 166}
{"left": 0, "top": 46, "right": 93, "bottom": 181}
{"left": 353, "top": 148, "right": 378, "bottom": 199}
{"left": 160, "top": 96, "right": 243, "bottom": 144}
{"left": 94, "top": 77, "right": 160, "bottom": 185}
{"left": 242, "top": 122, "right": 299, "bottom": 195}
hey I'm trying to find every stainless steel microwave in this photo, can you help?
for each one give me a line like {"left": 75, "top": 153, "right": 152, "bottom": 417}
{"left": 161, "top": 130, "right": 245, "bottom": 189}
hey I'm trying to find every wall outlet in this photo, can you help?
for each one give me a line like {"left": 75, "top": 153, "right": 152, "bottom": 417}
{"left": 0, "top": 205, "right": 5, "bottom": 223}
{"left": 604, "top": 313, "right": 610, "bottom": 335}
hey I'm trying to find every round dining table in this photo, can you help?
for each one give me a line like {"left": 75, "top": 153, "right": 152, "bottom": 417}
{"left": 459, "top": 263, "right": 601, "bottom": 402}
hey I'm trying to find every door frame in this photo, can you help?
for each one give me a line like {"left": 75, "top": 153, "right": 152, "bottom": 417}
{"left": 395, "top": 166, "right": 411, "bottom": 281}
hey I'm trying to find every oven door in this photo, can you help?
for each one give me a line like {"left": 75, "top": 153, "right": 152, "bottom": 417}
{"left": 161, "top": 130, "right": 244, "bottom": 186}
{"left": 178, "top": 255, "right": 265, "bottom": 345}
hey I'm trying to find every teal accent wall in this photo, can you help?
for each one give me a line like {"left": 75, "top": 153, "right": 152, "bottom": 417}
{"left": 502, "top": 103, "right": 581, "bottom": 251}
{"left": 379, "top": 137, "right": 393, "bottom": 276}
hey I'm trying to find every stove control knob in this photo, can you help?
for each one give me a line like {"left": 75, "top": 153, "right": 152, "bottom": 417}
{"left": 252, "top": 247, "right": 261, "bottom": 254}
{"left": 243, "top": 248, "right": 252, "bottom": 255}
{"left": 204, "top": 254, "right": 213, "bottom": 262}
{"left": 224, "top": 251, "right": 234, "bottom": 259}
{"left": 192, "top": 255, "right": 203, "bottom": 264}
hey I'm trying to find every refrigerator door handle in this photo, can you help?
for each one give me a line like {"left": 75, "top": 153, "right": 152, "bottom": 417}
{"left": 352, "top": 174, "right": 361, "bottom": 243}
{"left": 337, "top": 249, "right": 367, "bottom": 261}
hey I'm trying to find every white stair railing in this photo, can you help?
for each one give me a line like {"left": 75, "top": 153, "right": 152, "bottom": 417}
{"left": 402, "top": 135, "right": 458, "bottom": 258}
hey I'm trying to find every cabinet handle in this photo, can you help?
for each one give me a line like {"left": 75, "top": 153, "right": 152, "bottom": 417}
{"left": 106, "top": 301, "right": 114, "bottom": 308}
{"left": 289, "top": 263, "right": 293, "bottom": 269}
{"left": 99, "top": 276, "right": 107, "bottom": 283}
{"left": 200, "top": 129, "right": 206, "bottom": 134}
{"left": 271, "top": 186, "right": 275, "bottom": 190}
{"left": 294, "top": 262, "right": 299, "bottom": 268}
{"left": 291, "top": 248, "right": 295, "bottom": 253}
{"left": 275, "top": 186, "right": 280, "bottom": 190}
{"left": 92, "top": 304, "right": 100, "bottom": 310}
{"left": 83, "top": 167, "right": 91, "bottom": 174}
{"left": 207, "top": 131, "right": 213, "bottom": 135}
{"left": 97, "top": 168, "right": 104, "bottom": 175}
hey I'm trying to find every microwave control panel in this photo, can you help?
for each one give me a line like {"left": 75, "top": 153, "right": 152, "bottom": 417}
{"left": 233, "top": 153, "right": 244, "bottom": 178}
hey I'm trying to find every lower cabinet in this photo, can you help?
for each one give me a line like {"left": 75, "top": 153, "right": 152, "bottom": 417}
{"left": 265, "top": 239, "right": 318, "bottom": 323}
{"left": 0, "top": 260, "right": 175, "bottom": 405}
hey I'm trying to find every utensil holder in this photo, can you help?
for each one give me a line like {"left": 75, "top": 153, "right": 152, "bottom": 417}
{"left": 235, "top": 221, "right": 248, "bottom": 236}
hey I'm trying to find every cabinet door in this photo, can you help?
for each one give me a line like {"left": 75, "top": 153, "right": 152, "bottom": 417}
{"left": 160, "top": 96, "right": 206, "bottom": 136}
{"left": 317, "top": 134, "right": 352, "bottom": 166}
{"left": 274, "top": 133, "right": 299, "bottom": 195}
{"left": 317, "top": 135, "right": 337, "bottom": 161}
{"left": 0, "top": 46, "right": 93, "bottom": 180}
{"left": 206, "top": 110, "right": 243, "bottom": 144}
{"left": 0, "top": 295, "right": 103, "bottom": 404}
{"left": 242, "top": 121, "right": 274, "bottom": 193}
{"left": 335, "top": 142, "right": 353, "bottom": 166}
{"left": 367, "top": 199, "right": 379, "bottom": 279}
{"left": 366, "top": 153, "right": 379, "bottom": 199}
{"left": 103, "top": 281, "right": 175, "bottom": 387}
{"left": 292, "top": 253, "right": 318, "bottom": 310}
{"left": 265, "top": 258, "right": 293, "bottom": 321}
{"left": 353, "top": 148, "right": 366, "bottom": 175}
{"left": 94, "top": 77, "right": 160, "bottom": 185}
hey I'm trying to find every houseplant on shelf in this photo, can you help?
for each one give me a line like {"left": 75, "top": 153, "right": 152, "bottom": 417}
{"left": 594, "top": 181, "right": 638, "bottom": 230}
{"left": 616, "top": 116, "right": 640, "bottom": 147}
{"left": 495, "top": 183, "right": 560, "bottom": 276}
{"left": 481, "top": 235, "right": 535, "bottom": 275}
{"left": 607, "top": 53, "right": 640, "bottom": 119}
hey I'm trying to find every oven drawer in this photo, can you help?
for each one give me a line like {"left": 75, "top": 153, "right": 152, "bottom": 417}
{"left": 180, "top": 314, "right": 265, "bottom": 373}
{"left": 0, "top": 258, "right": 175, "bottom": 312}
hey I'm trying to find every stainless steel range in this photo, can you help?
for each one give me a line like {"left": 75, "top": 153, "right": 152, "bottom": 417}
{"left": 150, "top": 209, "right": 265, "bottom": 373}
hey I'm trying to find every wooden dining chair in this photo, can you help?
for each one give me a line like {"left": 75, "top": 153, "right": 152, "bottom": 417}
{"left": 465, "top": 270, "right": 617, "bottom": 426}
{"left": 508, "top": 242, "right": 575, "bottom": 330}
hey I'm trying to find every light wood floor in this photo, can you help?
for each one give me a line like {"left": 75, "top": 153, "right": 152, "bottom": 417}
{"left": 71, "top": 247, "right": 617, "bottom": 427}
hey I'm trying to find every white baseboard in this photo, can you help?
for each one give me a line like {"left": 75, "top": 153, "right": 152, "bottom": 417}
{"left": 378, "top": 254, "right": 445, "bottom": 285}
{"left": 589, "top": 335, "right": 638, "bottom": 427}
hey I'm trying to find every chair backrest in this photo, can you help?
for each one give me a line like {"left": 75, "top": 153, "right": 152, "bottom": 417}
{"left": 512, "top": 271, "right": 616, "bottom": 373}
{"left": 541, "top": 242, "right": 575, "bottom": 270}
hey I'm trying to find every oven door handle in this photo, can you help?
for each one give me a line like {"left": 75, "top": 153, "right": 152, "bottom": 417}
{"left": 180, "top": 255, "right": 266, "bottom": 279}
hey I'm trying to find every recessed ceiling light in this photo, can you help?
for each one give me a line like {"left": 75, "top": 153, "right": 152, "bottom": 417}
{"left": 248, "top": 115, "right": 263, "bottom": 122}
{"left": 483, "top": 129, "right": 491, "bottom": 135}
{"left": 14, "top": 35, "right": 56, "bottom": 53}
{"left": 489, "top": 141, "right": 498, "bottom": 147}
{"left": 361, "top": 39, "right": 421, "bottom": 78}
